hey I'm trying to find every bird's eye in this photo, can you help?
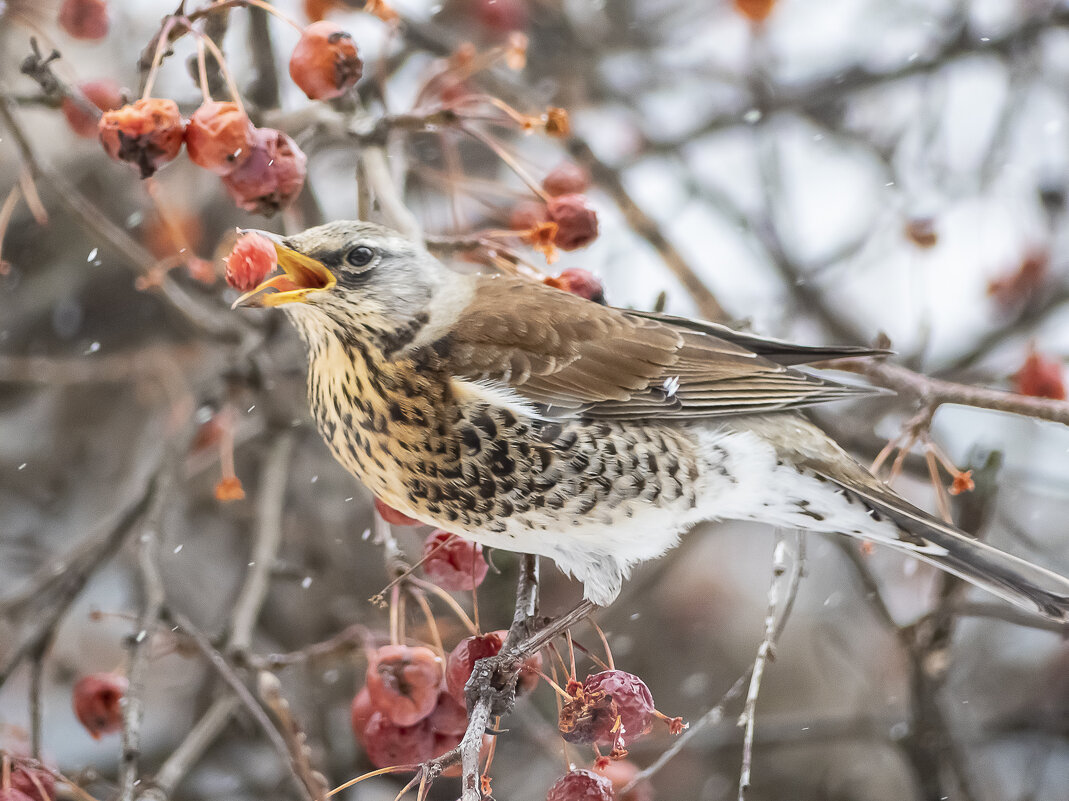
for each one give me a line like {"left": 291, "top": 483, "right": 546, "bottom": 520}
{"left": 346, "top": 246, "right": 375, "bottom": 269}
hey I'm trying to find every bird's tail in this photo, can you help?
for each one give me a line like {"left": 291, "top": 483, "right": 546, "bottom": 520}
{"left": 828, "top": 480, "right": 1069, "bottom": 623}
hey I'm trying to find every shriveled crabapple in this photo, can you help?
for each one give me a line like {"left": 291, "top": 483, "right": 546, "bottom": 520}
{"left": 595, "top": 760, "right": 654, "bottom": 801}
{"left": 225, "top": 232, "right": 278, "bottom": 292}
{"left": 365, "top": 645, "right": 443, "bottom": 726}
{"left": 509, "top": 199, "right": 547, "bottom": 232}
{"left": 72, "top": 672, "right": 128, "bottom": 739}
{"left": 58, "top": 0, "right": 109, "bottom": 40}
{"left": 221, "top": 128, "right": 307, "bottom": 216}
{"left": 0, "top": 790, "right": 36, "bottom": 801}
{"left": 361, "top": 711, "right": 435, "bottom": 769}
{"left": 349, "top": 686, "right": 374, "bottom": 746}
{"left": 734, "top": 0, "right": 776, "bottom": 23}
{"left": 546, "top": 194, "right": 599, "bottom": 250}
{"left": 374, "top": 496, "right": 422, "bottom": 526}
{"left": 544, "top": 268, "right": 605, "bottom": 305}
{"left": 445, "top": 631, "right": 503, "bottom": 703}
{"left": 98, "top": 98, "right": 185, "bottom": 179}
{"left": 428, "top": 690, "right": 468, "bottom": 736}
{"left": 473, "top": 0, "right": 528, "bottom": 33}
{"left": 542, "top": 162, "right": 590, "bottom": 197}
{"left": 9, "top": 758, "right": 56, "bottom": 801}
{"left": 546, "top": 769, "right": 615, "bottom": 801}
{"left": 184, "top": 102, "right": 256, "bottom": 176}
{"left": 1013, "top": 348, "right": 1066, "bottom": 400}
{"left": 289, "top": 21, "right": 363, "bottom": 101}
{"left": 421, "top": 531, "right": 489, "bottom": 591}
{"left": 558, "top": 670, "right": 678, "bottom": 754}
{"left": 904, "top": 217, "right": 938, "bottom": 249}
{"left": 62, "top": 79, "right": 123, "bottom": 139}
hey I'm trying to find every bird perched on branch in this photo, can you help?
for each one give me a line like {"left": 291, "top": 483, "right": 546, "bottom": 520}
{"left": 234, "top": 220, "right": 1069, "bottom": 622}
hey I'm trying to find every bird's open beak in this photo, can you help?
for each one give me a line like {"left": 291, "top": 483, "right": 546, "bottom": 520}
{"left": 231, "top": 230, "right": 336, "bottom": 309}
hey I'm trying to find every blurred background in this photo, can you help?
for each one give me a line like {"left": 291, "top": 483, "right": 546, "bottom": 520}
{"left": 2, "top": 0, "right": 1069, "bottom": 799}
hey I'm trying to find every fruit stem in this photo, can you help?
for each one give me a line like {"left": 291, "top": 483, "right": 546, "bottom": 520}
{"left": 182, "top": 22, "right": 247, "bottom": 117}
{"left": 195, "top": 38, "right": 212, "bottom": 104}
{"left": 459, "top": 123, "right": 552, "bottom": 202}
{"left": 240, "top": 0, "right": 304, "bottom": 33}
{"left": 141, "top": 17, "right": 178, "bottom": 101}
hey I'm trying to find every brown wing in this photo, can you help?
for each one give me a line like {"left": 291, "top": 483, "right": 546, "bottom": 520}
{"left": 431, "top": 275, "right": 881, "bottom": 420}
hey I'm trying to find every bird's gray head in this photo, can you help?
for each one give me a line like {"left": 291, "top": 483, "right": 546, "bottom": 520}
{"left": 233, "top": 220, "right": 450, "bottom": 347}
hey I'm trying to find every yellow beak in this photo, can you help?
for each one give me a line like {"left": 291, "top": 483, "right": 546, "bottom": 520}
{"left": 231, "top": 230, "right": 336, "bottom": 309}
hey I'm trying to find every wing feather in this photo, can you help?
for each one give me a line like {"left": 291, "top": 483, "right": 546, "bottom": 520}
{"left": 427, "top": 275, "right": 882, "bottom": 420}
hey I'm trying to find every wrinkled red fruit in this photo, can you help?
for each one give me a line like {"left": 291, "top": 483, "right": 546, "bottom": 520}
{"left": 509, "top": 200, "right": 547, "bottom": 231}
{"left": 289, "top": 21, "right": 363, "bottom": 100}
{"left": 98, "top": 99, "right": 185, "bottom": 179}
{"left": 544, "top": 268, "right": 605, "bottom": 304}
{"left": 1013, "top": 350, "right": 1066, "bottom": 400}
{"left": 988, "top": 250, "right": 1049, "bottom": 309}
{"left": 226, "top": 232, "right": 278, "bottom": 292}
{"left": 904, "top": 217, "right": 937, "bottom": 248}
{"left": 184, "top": 101, "right": 256, "bottom": 176}
{"left": 546, "top": 194, "right": 599, "bottom": 250}
{"left": 0, "top": 790, "right": 36, "bottom": 801}
{"left": 58, "top": 0, "right": 109, "bottom": 39}
{"left": 62, "top": 80, "right": 123, "bottom": 139}
{"left": 350, "top": 686, "right": 374, "bottom": 746}
{"left": 559, "top": 670, "right": 654, "bottom": 748}
{"left": 221, "top": 128, "right": 307, "bottom": 216}
{"left": 543, "top": 162, "right": 590, "bottom": 197}
{"left": 734, "top": 0, "right": 775, "bottom": 23}
{"left": 362, "top": 711, "right": 435, "bottom": 769}
{"left": 546, "top": 769, "right": 615, "bottom": 801}
{"left": 374, "top": 496, "right": 422, "bottom": 526}
{"left": 9, "top": 759, "right": 56, "bottom": 801}
{"left": 595, "top": 760, "right": 653, "bottom": 801}
{"left": 474, "top": 0, "right": 528, "bottom": 33}
{"left": 421, "top": 531, "right": 489, "bottom": 591}
{"left": 72, "top": 672, "right": 128, "bottom": 739}
{"left": 445, "top": 631, "right": 504, "bottom": 703}
{"left": 428, "top": 690, "right": 468, "bottom": 736}
{"left": 366, "top": 645, "right": 442, "bottom": 726}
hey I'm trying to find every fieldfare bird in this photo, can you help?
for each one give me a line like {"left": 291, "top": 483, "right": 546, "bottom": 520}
{"left": 234, "top": 220, "right": 1069, "bottom": 622}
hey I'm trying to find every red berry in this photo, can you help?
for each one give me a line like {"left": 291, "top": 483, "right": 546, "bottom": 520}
{"left": 221, "top": 128, "right": 307, "bottom": 216}
{"left": 542, "top": 162, "right": 590, "bottom": 197}
{"left": 544, "top": 268, "right": 605, "bottom": 304}
{"left": 988, "top": 250, "right": 1049, "bottom": 309}
{"left": 98, "top": 98, "right": 185, "bottom": 179}
{"left": 428, "top": 690, "right": 468, "bottom": 736}
{"left": 0, "top": 790, "right": 36, "bottom": 801}
{"left": 904, "top": 217, "right": 938, "bottom": 249}
{"left": 445, "top": 631, "right": 504, "bottom": 703}
{"left": 289, "top": 21, "right": 363, "bottom": 101}
{"left": 365, "top": 645, "right": 443, "bottom": 726}
{"left": 559, "top": 670, "right": 654, "bottom": 749}
{"left": 474, "top": 0, "right": 528, "bottom": 33}
{"left": 734, "top": 0, "right": 775, "bottom": 23}
{"left": 1013, "top": 349, "right": 1066, "bottom": 400}
{"left": 58, "top": 0, "right": 109, "bottom": 39}
{"left": 72, "top": 672, "right": 128, "bottom": 739}
{"left": 62, "top": 79, "right": 123, "bottom": 138}
{"left": 546, "top": 194, "right": 599, "bottom": 250}
{"left": 595, "top": 760, "right": 653, "bottom": 801}
{"left": 350, "top": 686, "right": 374, "bottom": 746}
{"left": 361, "top": 711, "right": 435, "bottom": 769}
{"left": 374, "top": 496, "right": 422, "bottom": 526}
{"left": 421, "top": 531, "right": 489, "bottom": 591}
{"left": 517, "top": 648, "right": 544, "bottom": 695}
{"left": 9, "top": 759, "right": 56, "bottom": 801}
{"left": 184, "top": 101, "right": 256, "bottom": 176}
{"left": 226, "top": 232, "right": 278, "bottom": 292}
{"left": 509, "top": 200, "right": 547, "bottom": 231}
{"left": 546, "top": 769, "right": 615, "bottom": 801}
